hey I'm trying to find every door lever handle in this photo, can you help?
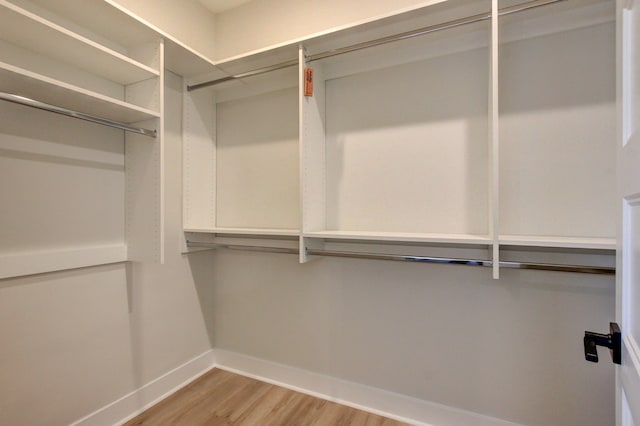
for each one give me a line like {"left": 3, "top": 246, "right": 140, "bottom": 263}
{"left": 584, "top": 322, "right": 621, "bottom": 365}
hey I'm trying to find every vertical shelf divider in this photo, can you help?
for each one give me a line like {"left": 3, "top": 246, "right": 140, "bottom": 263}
{"left": 490, "top": 0, "right": 500, "bottom": 279}
{"left": 126, "top": 38, "right": 165, "bottom": 263}
{"left": 299, "top": 45, "right": 326, "bottom": 263}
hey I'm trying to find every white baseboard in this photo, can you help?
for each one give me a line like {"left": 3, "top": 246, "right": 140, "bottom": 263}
{"left": 212, "top": 349, "right": 522, "bottom": 426}
{"left": 70, "top": 350, "right": 215, "bottom": 426}
{"left": 70, "top": 348, "right": 520, "bottom": 426}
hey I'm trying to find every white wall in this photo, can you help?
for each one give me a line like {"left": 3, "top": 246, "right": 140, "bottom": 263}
{"left": 210, "top": 250, "right": 615, "bottom": 426}
{"left": 0, "top": 72, "right": 215, "bottom": 425}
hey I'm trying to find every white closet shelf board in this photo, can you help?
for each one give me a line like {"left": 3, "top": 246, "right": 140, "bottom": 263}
{"left": 212, "top": 0, "right": 479, "bottom": 65}
{"left": 0, "top": 0, "right": 158, "bottom": 85}
{"left": 0, "top": 62, "right": 160, "bottom": 124}
{"left": 163, "top": 40, "right": 218, "bottom": 78}
{"left": 22, "top": 0, "right": 156, "bottom": 47}
{"left": 211, "top": 44, "right": 299, "bottom": 78}
{"left": 0, "top": 244, "right": 127, "bottom": 280}
{"left": 303, "top": 231, "right": 492, "bottom": 245}
{"left": 21, "top": 0, "right": 218, "bottom": 78}
{"left": 185, "top": 228, "right": 300, "bottom": 238}
{"left": 499, "top": 235, "right": 616, "bottom": 250}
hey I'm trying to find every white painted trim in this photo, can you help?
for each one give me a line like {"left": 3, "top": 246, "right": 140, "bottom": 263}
{"left": 0, "top": 244, "right": 127, "bottom": 280}
{"left": 212, "top": 349, "right": 522, "bottom": 426}
{"left": 621, "top": 336, "right": 640, "bottom": 425}
{"left": 70, "top": 350, "right": 215, "bottom": 426}
{"left": 69, "top": 348, "right": 521, "bottom": 425}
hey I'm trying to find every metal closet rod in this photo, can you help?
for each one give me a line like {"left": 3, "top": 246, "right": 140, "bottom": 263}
{"left": 0, "top": 92, "right": 157, "bottom": 137}
{"left": 185, "top": 242, "right": 615, "bottom": 275}
{"left": 187, "top": 0, "right": 566, "bottom": 92}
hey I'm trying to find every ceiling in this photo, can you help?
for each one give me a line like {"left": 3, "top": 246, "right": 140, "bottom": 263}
{"left": 198, "top": 0, "right": 253, "bottom": 13}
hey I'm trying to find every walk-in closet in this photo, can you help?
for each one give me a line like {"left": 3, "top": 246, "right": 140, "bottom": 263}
{"left": 1, "top": 0, "right": 638, "bottom": 425}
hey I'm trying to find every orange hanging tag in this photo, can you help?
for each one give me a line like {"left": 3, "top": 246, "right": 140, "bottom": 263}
{"left": 304, "top": 67, "right": 314, "bottom": 97}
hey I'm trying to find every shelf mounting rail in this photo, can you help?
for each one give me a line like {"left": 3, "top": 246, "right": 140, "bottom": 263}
{"left": 187, "top": 0, "right": 566, "bottom": 92}
{"left": 0, "top": 92, "right": 157, "bottom": 137}
{"left": 186, "top": 242, "right": 615, "bottom": 275}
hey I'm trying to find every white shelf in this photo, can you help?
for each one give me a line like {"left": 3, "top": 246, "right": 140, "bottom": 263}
{"left": 212, "top": 0, "right": 478, "bottom": 65}
{"left": 185, "top": 227, "right": 300, "bottom": 238}
{"left": 0, "top": 244, "right": 127, "bottom": 280}
{"left": 25, "top": 0, "right": 158, "bottom": 48}
{"left": 304, "top": 231, "right": 492, "bottom": 245}
{"left": 0, "top": 61, "right": 160, "bottom": 124}
{"left": 23, "top": 0, "right": 218, "bottom": 79}
{"left": 499, "top": 235, "right": 616, "bottom": 250}
{"left": 182, "top": 0, "right": 617, "bottom": 262}
{"left": 0, "top": 0, "right": 159, "bottom": 85}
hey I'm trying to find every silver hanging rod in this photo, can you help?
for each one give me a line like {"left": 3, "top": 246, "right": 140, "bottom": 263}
{"left": 186, "top": 241, "right": 614, "bottom": 275}
{"left": 187, "top": 0, "right": 566, "bottom": 91}
{"left": 0, "top": 92, "right": 157, "bottom": 137}
{"left": 306, "top": 249, "right": 493, "bottom": 267}
{"left": 307, "top": 249, "right": 614, "bottom": 275}
{"left": 187, "top": 241, "right": 300, "bottom": 255}
{"left": 187, "top": 59, "right": 298, "bottom": 92}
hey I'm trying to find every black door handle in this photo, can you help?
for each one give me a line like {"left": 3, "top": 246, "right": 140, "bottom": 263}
{"left": 584, "top": 322, "right": 621, "bottom": 365}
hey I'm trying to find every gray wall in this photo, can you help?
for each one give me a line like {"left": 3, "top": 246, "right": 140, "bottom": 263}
{"left": 211, "top": 250, "right": 615, "bottom": 426}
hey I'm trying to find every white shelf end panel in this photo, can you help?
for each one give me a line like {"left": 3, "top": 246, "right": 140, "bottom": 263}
{"left": 125, "top": 40, "right": 165, "bottom": 264}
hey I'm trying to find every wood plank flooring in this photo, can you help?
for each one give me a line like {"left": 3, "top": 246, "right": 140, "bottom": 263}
{"left": 124, "top": 368, "right": 409, "bottom": 425}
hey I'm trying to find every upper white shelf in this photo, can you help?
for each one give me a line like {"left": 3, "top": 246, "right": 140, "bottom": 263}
{"left": 499, "top": 235, "right": 616, "bottom": 250}
{"left": 0, "top": 0, "right": 159, "bottom": 85}
{"left": 0, "top": 61, "right": 160, "bottom": 123}
{"left": 22, "top": 0, "right": 218, "bottom": 79}
{"left": 303, "top": 231, "right": 492, "bottom": 245}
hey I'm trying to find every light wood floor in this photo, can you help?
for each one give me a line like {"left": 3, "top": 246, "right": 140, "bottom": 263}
{"left": 124, "top": 368, "right": 408, "bottom": 425}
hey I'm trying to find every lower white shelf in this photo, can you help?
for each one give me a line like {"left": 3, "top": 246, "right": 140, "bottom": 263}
{"left": 303, "top": 230, "right": 492, "bottom": 245}
{"left": 183, "top": 229, "right": 615, "bottom": 250}
{"left": 499, "top": 235, "right": 616, "bottom": 250}
{"left": 0, "top": 244, "right": 127, "bottom": 279}
{"left": 184, "top": 227, "right": 300, "bottom": 238}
